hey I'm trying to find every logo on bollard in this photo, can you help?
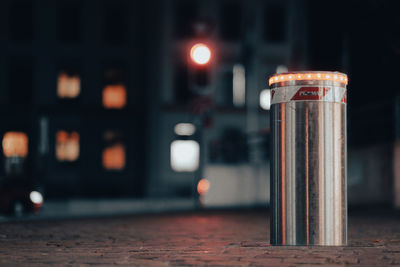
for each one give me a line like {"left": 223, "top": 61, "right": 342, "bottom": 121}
{"left": 291, "top": 87, "right": 331, "bottom": 101}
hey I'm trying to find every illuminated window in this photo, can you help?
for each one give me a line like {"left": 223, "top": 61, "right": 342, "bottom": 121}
{"left": 260, "top": 89, "right": 271, "bottom": 110}
{"left": 56, "top": 131, "right": 79, "bottom": 162}
{"left": 102, "top": 131, "right": 125, "bottom": 170}
{"left": 103, "top": 67, "right": 126, "bottom": 109}
{"left": 102, "top": 143, "right": 126, "bottom": 170}
{"left": 174, "top": 123, "right": 196, "bottom": 136}
{"left": 57, "top": 71, "right": 81, "bottom": 98}
{"left": 102, "top": 84, "right": 127, "bottom": 109}
{"left": 170, "top": 140, "right": 200, "bottom": 172}
{"left": 2, "top": 132, "right": 28, "bottom": 158}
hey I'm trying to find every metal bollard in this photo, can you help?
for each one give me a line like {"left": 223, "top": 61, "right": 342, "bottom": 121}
{"left": 269, "top": 71, "right": 348, "bottom": 246}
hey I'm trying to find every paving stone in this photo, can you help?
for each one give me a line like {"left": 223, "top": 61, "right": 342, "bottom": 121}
{"left": 0, "top": 210, "right": 400, "bottom": 265}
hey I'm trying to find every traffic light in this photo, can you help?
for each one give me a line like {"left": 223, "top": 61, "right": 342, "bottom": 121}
{"left": 188, "top": 42, "right": 215, "bottom": 95}
{"left": 190, "top": 43, "right": 211, "bottom": 65}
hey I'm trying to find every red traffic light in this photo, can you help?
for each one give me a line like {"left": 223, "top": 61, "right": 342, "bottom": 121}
{"left": 190, "top": 43, "right": 211, "bottom": 65}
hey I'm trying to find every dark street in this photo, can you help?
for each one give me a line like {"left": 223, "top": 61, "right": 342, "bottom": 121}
{"left": 0, "top": 0, "right": 400, "bottom": 265}
{"left": 1, "top": 210, "right": 400, "bottom": 266}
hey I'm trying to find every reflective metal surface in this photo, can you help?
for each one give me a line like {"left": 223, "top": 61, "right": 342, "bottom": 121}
{"left": 270, "top": 79, "right": 347, "bottom": 246}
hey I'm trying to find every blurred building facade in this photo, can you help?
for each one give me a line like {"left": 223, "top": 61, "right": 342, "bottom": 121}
{"left": 0, "top": 0, "right": 398, "bottom": 208}
{"left": 0, "top": 0, "right": 148, "bottom": 198}
{"left": 146, "top": 0, "right": 308, "bottom": 206}
{"left": 0, "top": 0, "right": 308, "bottom": 204}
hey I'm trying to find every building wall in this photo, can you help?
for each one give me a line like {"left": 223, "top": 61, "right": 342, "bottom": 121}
{"left": 146, "top": 0, "right": 308, "bottom": 203}
{"left": 0, "top": 0, "right": 148, "bottom": 198}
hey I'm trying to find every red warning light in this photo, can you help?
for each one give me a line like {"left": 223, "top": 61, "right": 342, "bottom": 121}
{"left": 190, "top": 43, "right": 211, "bottom": 65}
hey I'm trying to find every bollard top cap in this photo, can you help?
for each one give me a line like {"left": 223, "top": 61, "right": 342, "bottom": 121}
{"left": 269, "top": 71, "right": 348, "bottom": 86}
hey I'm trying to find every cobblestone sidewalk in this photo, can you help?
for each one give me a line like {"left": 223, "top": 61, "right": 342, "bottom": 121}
{"left": 0, "top": 210, "right": 399, "bottom": 266}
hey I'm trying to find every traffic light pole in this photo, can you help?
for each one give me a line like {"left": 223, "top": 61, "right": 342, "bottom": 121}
{"left": 187, "top": 42, "right": 215, "bottom": 208}
{"left": 192, "top": 117, "right": 204, "bottom": 208}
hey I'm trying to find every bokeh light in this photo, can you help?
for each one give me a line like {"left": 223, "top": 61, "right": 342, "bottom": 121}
{"left": 190, "top": 43, "right": 211, "bottom": 65}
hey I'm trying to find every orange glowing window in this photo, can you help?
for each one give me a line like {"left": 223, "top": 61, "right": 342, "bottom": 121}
{"left": 197, "top": 179, "right": 210, "bottom": 195}
{"left": 57, "top": 71, "right": 81, "bottom": 98}
{"left": 102, "top": 84, "right": 127, "bottom": 109}
{"left": 56, "top": 131, "right": 79, "bottom": 162}
{"left": 102, "top": 143, "right": 125, "bottom": 170}
{"left": 2, "top": 132, "right": 28, "bottom": 158}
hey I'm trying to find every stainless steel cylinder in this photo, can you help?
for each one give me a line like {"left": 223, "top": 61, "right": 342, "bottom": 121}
{"left": 269, "top": 71, "right": 348, "bottom": 246}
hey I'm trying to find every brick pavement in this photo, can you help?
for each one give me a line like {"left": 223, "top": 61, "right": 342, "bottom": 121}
{"left": 0, "top": 209, "right": 400, "bottom": 266}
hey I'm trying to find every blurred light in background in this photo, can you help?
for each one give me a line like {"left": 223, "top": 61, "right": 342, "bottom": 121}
{"left": 232, "top": 64, "right": 246, "bottom": 107}
{"left": 276, "top": 65, "right": 288, "bottom": 74}
{"left": 102, "top": 143, "right": 126, "bottom": 170}
{"left": 190, "top": 43, "right": 211, "bottom": 65}
{"left": 102, "top": 84, "right": 127, "bottom": 109}
{"left": 2, "top": 132, "right": 28, "bottom": 158}
{"left": 259, "top": 89, "right": 271, "bottom": 110}
{"left": 174, "top": 123, "right": 196, "bottom": 136}
{"left": 170, "top": 140, "right": 199, "bottom": 172}
{"left": 29, "top": 191, "right": 43, "bottom": 207}
{"left": 197, "top": 178, "right": 210, "bottom": 195}
{"left": 56, "top": 131, "right": 79, "bottom": 162}
{"left": 57, "top": 71, "right": 80, "bottom": 98}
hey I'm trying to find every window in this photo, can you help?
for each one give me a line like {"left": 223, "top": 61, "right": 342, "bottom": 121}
{"left": 8, "top": 57, "right": 33, "bottom": 107}
{"left": 57, "top": 71, "right": 81, "bottom": 99}
{"left": 102, "top": 67, "right": 127, "bottom": 109}
{"left": 2, "top": 132, "right": 28, "bottom": 158}
{"left": 170, "top": 140, "right": 200, "bottom": 172}
{"left": 8, "top": 0, "right": 34, "bottom": 42}
{"left": 56, "top": 131, "right": 79, "bottom": 162}
{"left": 174, "top": 0, "right": 197, "bottom": 38}
{"left": 102, "top": 143, "right": 126, "bottom": 170}
{"left": 104, "top": 0, "right": 128, "bottom": 44}
{"left": 58, "top": 0, "right": 82, "bottom": 43}
{"left": 220, "top": 1, "right": 242, "bottom": 41}
{"left": 102, "top": 85, "right": 127, "bottom": 109}
{"left": 102, "top": 131, "right": 125, "bottom": 171}
{"left": 174, "top": 123, "right": 196, "bottom": 136}
{"left": 263, "top": 4, "right": 286, "bottom": 42}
